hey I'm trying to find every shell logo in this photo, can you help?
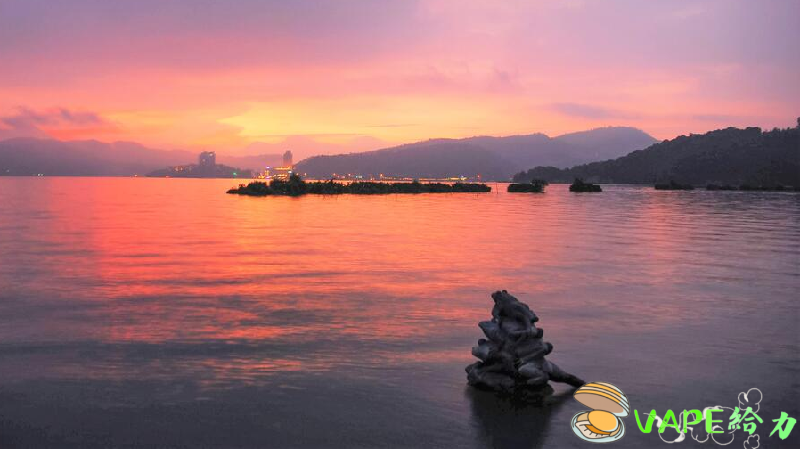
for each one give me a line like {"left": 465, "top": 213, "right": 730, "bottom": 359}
{"left": 571, "top": 382, "right": 629, "bottom": 443}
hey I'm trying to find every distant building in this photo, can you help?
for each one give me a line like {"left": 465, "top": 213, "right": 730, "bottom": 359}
{"left": 273, "top": 166, "right": 292, "bottom": 180}
{"left": 256, "top": 151, "right": 294, "bottom": 180}
{"left": 199, "top": 151, "right": 216, "bottom": 167}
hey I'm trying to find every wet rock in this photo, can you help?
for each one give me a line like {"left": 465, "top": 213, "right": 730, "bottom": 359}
{"left": 466, "top": 290, "right": 584, "bottom": 397}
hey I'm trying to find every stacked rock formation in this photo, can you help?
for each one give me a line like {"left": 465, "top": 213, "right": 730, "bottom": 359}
{"left": 466, "top": 290, "right": 585, "bottom": 395}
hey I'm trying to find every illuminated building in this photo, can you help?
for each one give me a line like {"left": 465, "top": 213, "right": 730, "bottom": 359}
{"left": 198, "top": 151, "right": 216, "bottom": 167}
{"left": 257, "top": 150, "right": 294, "bottom": 180}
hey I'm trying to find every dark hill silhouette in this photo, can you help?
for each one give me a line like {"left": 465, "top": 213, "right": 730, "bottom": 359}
{"left": 295, "top": 139, "right": 515, "bottom": 180}
{"left": 553, "top": 127, "right": 658, "bottom": 161}
{"left": 512, "top": 123, "right": 800, "bottom": 186}
{"left": 0, "top": 138, "right": 282, "bottom": 176}
{"left": 465, "top": 127, "right": 656, "bottom": 171}
{"left": 295, "top": 127, "right": 656, "bottom": 180}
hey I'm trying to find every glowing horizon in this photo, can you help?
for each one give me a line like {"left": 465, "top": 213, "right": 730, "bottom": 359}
{"left": 1, "top": 0, "right": 798, "bottom": 159}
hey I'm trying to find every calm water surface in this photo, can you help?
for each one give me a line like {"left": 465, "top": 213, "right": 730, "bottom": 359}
{"left": 0, "top": 177, "right": 798, "bottom": 448}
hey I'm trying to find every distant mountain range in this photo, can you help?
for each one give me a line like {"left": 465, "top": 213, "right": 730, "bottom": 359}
{"left": 7, "top": 123, "right": 795, "bottom": 186}
{"left": 294, "top": 127, "right": 657, "bottom": 180}
{"left": 512, "top": 123, "right": 800, "bottom": 186}
{"left": 0, "top": 138, "right": 282, "bottom": 176}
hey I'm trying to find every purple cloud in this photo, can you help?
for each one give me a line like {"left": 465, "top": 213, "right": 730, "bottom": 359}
{"left": 0, "top": 107, "right": 110, "bottom": 140}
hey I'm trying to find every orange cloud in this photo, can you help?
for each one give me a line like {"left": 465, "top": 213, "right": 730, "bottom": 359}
{"left": 0, "top": 0, "right": 796, "bottom": 153}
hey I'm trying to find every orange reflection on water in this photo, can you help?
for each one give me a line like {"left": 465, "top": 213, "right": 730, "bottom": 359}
{"left": 1, "top": 178, "right": 798, "bottom": 387}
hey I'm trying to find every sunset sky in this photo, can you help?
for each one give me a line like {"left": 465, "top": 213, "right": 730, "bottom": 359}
{"left": 1, "top": 0, "right": 798, "bottom": 158}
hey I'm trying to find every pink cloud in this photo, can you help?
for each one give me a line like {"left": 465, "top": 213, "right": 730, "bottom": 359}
{"left": 0, "top": 0, "right": 797, "bottom": 148}
{"left": 0, "top": 107, "right": 117, "bottom": 140}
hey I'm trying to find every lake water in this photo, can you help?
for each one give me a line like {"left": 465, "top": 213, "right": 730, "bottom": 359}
{"left": 0, "top": 177, "right": 798, "bottom": 448}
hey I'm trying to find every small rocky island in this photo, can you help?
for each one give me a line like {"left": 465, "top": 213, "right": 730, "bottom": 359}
{"left": 569, "top": 178, "right": 602, "bottom": 192}
{"left": 507, "top": 179, "right": 548, "bottom": 193}
{"left": 228, "top": 174, "right": 491, "bottom": 196}
{"left": 466, "top": 291, "right": 584, "bottom": 399}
